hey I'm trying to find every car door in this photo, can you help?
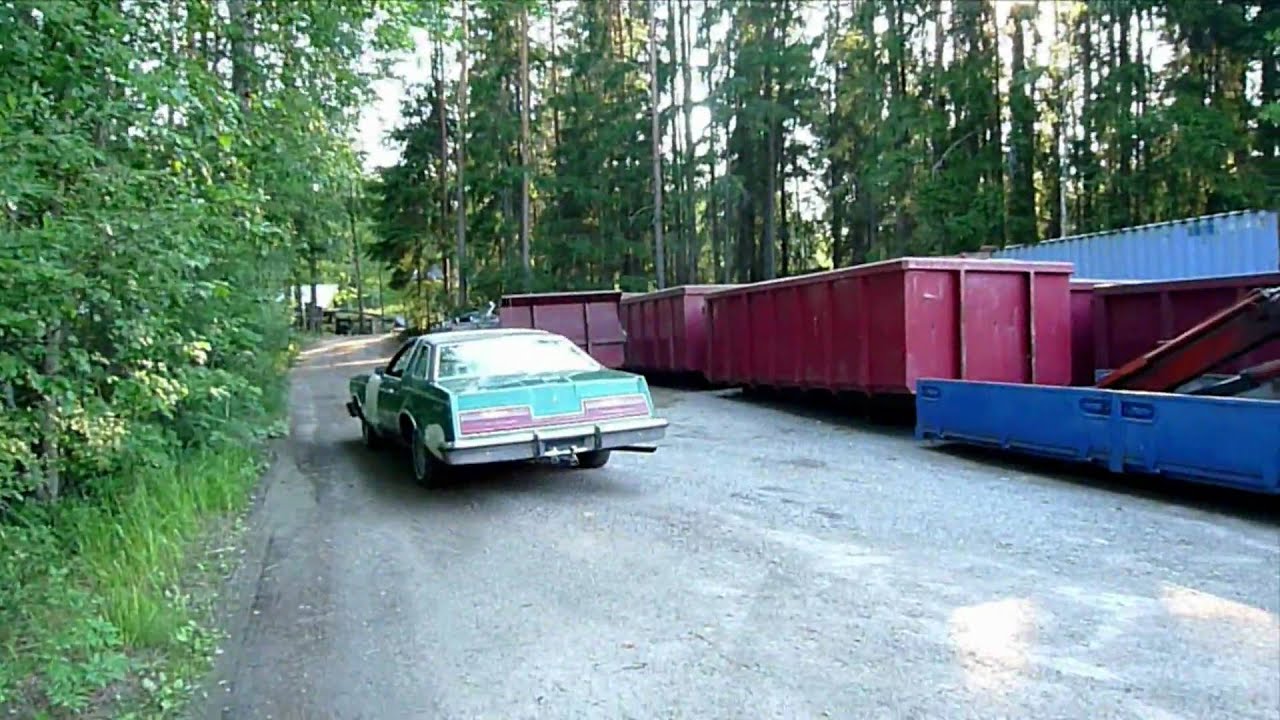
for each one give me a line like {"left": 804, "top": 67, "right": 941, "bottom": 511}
{"left": 399, "top": 342, "right": 434, "bottom": 421}
{"left": 376, "top": 341, "right": 419, "bottom": 433}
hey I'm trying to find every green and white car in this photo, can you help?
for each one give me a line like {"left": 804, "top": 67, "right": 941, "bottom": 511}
{"left": 346, "top": 329, "right": 668, "bottom": 484}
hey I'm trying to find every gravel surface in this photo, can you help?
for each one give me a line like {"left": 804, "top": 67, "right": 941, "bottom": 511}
{"left": 201, "top": 335, "right": 1280, "bottom": 719}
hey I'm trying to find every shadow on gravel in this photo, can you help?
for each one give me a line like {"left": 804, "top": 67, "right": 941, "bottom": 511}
{"left": 723, "top": 386, "right": 916, "bottom": 439}
{"left": 341, "top": 439, "right": 640, "bottom": 511}
{"left": 931, "top": 443, "right": 1280, "bottom": 526}
{"left": 718, "top": 388, "right": 1280, "bottom": 525}
{"left": 632, "top": 370, "right": 717, "bottom": 391}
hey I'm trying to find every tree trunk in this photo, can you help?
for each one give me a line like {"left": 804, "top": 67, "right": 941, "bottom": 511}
{"left": 455, "top": 1, "right": 469, "bottom": 307}
{"left": 309, "top": 253, "right": 320, "bottom": 332}
{"left": 349, "top": 185, "right": 365, "bottom": 333}
{"left": 1259, "top": 1, "right": 1279, "bottom": 172}
{"left": 709, "top": 149, "right": 722, "bottom": 283}
{"left": 228, "top": 0, "right": 253, "bottom": 114}
{"left": 649, "top": 0, "right": 666, "bottom": 289}
{"left": 549, "top": 0, "right": 562, "bottom": 178}
{"left": 761, "top": 15, "right": 777, "bottom": 281}
{"left": 376, "top": 265, "right": 384, "bottom": 322}
{"left": 780, "top": 155, "right": 790, "bottom": 277}
{"left": 1080, "top": 9, "right": 1094, "bottom": 228}
{"left": 1007, "top": 7, "right": 1037, "bottom": 245}
{"left": 1057, "top": 0, "right": 1070, "bottom": 235}
{"left": 36, "top": 325, "right": 64, "bottom": 502}
{"left": 1118, "top": 5, "right": 1132, "bottom": 226}
{"left": 762, "top": 116, "right": 778, "bottom": 281}
{"left": 679, "top": 0, "right": 698, "bottom": 284}
{"left": 664, "top": 0, "right": 680, "bottom": 285}
{"left": 520, "top": 5, "right": 532, "bottom": 292}
{"left": 434, "top": 37, "right": 449, "bottom": 302}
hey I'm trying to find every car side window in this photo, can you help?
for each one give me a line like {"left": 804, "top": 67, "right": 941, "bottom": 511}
{"left": 385, "top": 342, "right": 416, "bottom": 378}
{"left": 436, "top": 345, "right": 467, "bottom": 378}
{"left": 407, "top": 345, "right": 433, "bottom": 380}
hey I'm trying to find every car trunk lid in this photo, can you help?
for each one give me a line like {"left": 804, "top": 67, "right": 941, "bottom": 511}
{"left": 440, "top": 371, "right": 651, "bottom": 436}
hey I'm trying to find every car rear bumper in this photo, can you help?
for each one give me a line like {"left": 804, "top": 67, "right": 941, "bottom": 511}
{"left": 440, "top": 417, "right": 669, "bottom": 465}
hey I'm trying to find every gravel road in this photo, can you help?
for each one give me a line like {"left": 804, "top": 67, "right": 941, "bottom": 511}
{"left": 202, "top": 335, "right": 1280, "bottom": 720}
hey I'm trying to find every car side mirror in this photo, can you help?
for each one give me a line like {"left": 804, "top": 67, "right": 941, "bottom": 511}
{"left": 374, "top": 366, "right": 385, "bottom": 376}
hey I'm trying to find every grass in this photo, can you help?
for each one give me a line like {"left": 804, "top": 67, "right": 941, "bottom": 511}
{"left": 0, "top": 338, "right": 299, "bottom": 719}
{"left": 75, "top": 444, "right": 261, "bottom": 647}
{"left": 0, "top": 440, "right": 267, "bottom": 718}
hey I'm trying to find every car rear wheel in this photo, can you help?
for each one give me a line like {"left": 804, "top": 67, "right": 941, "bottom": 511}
{"left": 411, "top": 428, "right": 440, "bottom": 486}
{"left": 575, "top": 450, "right": 611, "bottom": 469}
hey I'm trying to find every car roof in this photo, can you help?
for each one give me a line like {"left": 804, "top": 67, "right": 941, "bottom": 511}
{"left": 417, "top": 328, "right": 551, "bottom": 346}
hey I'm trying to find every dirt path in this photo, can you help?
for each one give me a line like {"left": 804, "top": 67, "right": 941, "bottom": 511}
{"left": 201, "top": 334, "right": 1280, "bottom": 719}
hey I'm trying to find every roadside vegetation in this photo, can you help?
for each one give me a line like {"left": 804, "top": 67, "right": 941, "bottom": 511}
{"left": 0, "top": 1, "right": 416, "bottom": 715}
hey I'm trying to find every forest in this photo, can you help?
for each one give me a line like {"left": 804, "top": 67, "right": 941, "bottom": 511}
{"left": 372, "top": 0, "right": 1279, "bottom": 322}
{"left": 0, "top": 0, "right": 1275, "bottom": 716}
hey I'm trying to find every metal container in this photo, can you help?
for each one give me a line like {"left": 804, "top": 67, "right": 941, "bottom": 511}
{"left": 1068, "top": 280, "right": 1100, "bottom": 386}
{"left": 704, "top": 257, "right": 1074, "bottom": 396}
{"left": 916, "top": 379, "right": 1280, "bottom": 494}
{"left": 620, "top": 285, "right": 736, "bottom": 377}
{"left": 498, "top": 290, "right": 627, "bottom": 368}
{"left": 1093, "top": 272, "right": 1280, "bottom": 377}
{"left": 992, "top": 210, "right": 1279, "bottom": 281}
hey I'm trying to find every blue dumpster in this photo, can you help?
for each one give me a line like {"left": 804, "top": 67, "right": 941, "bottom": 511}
{"left": 915, "top": 379, "right": 1280, "bottom": 494}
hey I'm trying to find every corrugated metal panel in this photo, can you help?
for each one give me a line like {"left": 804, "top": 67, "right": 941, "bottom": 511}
{"left": 992, "top": 210, "right": 1279, "bottom": 281}
{"left": 703, "top": 257, "right": 1074, "bottom": 395}
{"left": 915, "top": 380, "right": 1280, "bottom": 494}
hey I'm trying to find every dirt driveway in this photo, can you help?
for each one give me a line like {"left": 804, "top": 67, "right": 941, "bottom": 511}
{"left": 202, "top": 335, "right": 1280, "bottom": 719}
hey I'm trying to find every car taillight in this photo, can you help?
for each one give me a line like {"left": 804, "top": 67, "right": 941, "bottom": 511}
{"left": 582, "top": 394, "right": 650, "bottom": 418}
{"left": 458, "top": 407, "right": 534, "bottom": 435}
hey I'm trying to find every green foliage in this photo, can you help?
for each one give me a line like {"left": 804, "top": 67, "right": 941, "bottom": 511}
{"left": 0, "top": 0, "right": 411, "bottom": 715}
{"left": 0, "top": 441, "right": 260, "bottom": 716}
{"left": 373, "top": 0, "right": 1273, "bottom": 293}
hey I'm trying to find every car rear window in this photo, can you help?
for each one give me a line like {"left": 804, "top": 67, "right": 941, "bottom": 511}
{"left": 436, "top": 334, "right": 600, "bottom": 378}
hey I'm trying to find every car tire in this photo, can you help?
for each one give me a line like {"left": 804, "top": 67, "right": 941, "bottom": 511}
{"left": 411, "top": 427, "right": 440, "bottom": 486}
{"left": 575, "top": 450, "right": 611, "bottom": 469}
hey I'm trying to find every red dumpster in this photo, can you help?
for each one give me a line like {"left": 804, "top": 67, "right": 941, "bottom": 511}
{"left": 1069, "top": 280, "right": 1100, "bottom": 386}
{"left": 620, "top": 285, "right": 736, "bottom": 378}
{"left": 498, "top": 290, "right": 626, "bottom": 368}
{"left": 1093, "top": 272, "right": 1280, "bottom": 377}
{"left": 704, "top": 257, "right": 1074, "bottom": 395}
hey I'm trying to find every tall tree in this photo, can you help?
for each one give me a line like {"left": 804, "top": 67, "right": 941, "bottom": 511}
{"left": 520, "top": 3, "right": 532, "bottom": 291}
{"left": 1006, "top": 4, "right": 1038, "bottom": 245}
{"left": 649, "top": 0, "right": 666, "bottom": 288}
{"left": 455, "top": 1, "right": 470, "bottom": 306}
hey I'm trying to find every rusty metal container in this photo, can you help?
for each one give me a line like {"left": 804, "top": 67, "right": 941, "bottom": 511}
{"left": 1069, "top": 280, "right": 1101, "bottom": 386}
{"left": 498, "top": 290, "right": 627, "bottom": 368}
{"left": 620, "top": 285, "right": 736, "bottom": 378}
{"left": 1093, "top": 272, "right": 1280, "bottom": 377}
{"left": 704, "top": 258, "right": 1074, "bottom": 396}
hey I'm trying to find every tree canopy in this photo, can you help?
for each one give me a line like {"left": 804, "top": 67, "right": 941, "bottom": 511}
{"left": 372, "top": 0, "right": 1277, "bottom": 321}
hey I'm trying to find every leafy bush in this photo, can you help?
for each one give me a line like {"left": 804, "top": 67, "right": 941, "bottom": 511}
{"left": 0, "top": 0, "right": 411, "bottom": 715}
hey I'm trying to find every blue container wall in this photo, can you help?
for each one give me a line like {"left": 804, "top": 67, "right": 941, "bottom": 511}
{"left": 915, "top": 379, "right": 1280, "bottom": 494}
{"left": 992, "top": 210, "right": 1279, "bottom": 281}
